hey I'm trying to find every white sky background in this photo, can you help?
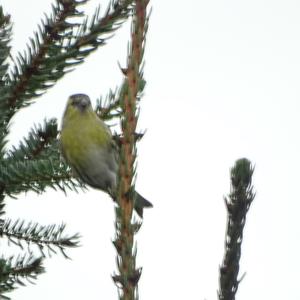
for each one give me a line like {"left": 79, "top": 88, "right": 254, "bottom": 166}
{"left": 1, "top": 0, "right": 300, "bottom": 299}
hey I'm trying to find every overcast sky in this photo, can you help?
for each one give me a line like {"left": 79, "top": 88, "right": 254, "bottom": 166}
{"left": 1, "top": 0, "right": 300, "bottom": 299}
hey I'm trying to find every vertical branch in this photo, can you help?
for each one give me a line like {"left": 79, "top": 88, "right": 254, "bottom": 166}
{"left": 0, "top": 6, "right": 12, "bottom": 154}
{"left": 218, "top": 158, "right": 255, "bottom": 300}
{"left": 113, "top": 0, "right": 149, "bottom": 299}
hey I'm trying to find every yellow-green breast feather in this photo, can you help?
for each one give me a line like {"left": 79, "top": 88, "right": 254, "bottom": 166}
{"left": 61, "top": 106, "right": 112, "bottom": 165}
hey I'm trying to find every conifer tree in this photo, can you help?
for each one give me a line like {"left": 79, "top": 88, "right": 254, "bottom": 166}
{"left": 0, "top": 0, "right": 140, "bottom": 298}
{"left": 0, "top": 1, "right": 257, "bottom": 299}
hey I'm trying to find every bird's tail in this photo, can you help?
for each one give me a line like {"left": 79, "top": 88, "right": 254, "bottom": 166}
{"left": 134, "top": 192, "right": 153, "bottom": 218}
{"left": 110, "top": 190, "right": 152, "bottom": 218}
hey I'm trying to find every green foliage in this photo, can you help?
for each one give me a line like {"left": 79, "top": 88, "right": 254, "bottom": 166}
{"left": 3, "top": 119, "right": 83, "bottom": 196}
{"left": 1, "top": 220, "right": 79, "bottom": 258}
{"left": 218, "top": 158, "right": 255, "bottom": 300}
{"left": 6, "top": 119, "right": 58, "bottom": 161}
{"left": 0, "top": 255, "right": 44, "bottom": 299}
{"left": 0, "top": 7, "right": 12, "bottom": 153}
{"left": 0, "top": 0, "right": 136, "bottom": 298}
{"left": 96, "top": 88, "right": 122, "bottom": 121}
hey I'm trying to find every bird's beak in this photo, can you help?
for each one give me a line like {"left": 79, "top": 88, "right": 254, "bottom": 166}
{"left": 78, "top": 98, "right": 90, "bottom": 111}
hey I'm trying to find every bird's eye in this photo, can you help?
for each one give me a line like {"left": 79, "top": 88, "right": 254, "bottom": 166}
{"left": 71, "top": 99, "right": 78, "bottom": 106}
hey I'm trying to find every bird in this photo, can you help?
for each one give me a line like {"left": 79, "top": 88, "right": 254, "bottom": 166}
{"left": 60, "top": 93, "right": 152, "bottom": 217}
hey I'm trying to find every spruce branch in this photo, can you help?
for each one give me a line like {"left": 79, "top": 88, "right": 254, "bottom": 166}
{"left": 73, "top": 0, "right": 134, "bottom": 50}
{"left": 95, "top": 77, "right": 146, "bottom": 122}
{"left": 0, "top": 7, "right": 12, "bottom": 153}
{"left": 218, "top": 158, "right": 255, "bottom": 300}
{"left": 0, "top": 193, "right": 5, "bottom": 219}
{"left": 0, "top": 6, "right": 11, "bottom": 83}
{"left": 96, "top": 87, "right": 122, "bottom": 121}
{"left": 113, "top": 1, "right": 149, "bottom": 299}
{"left": 1, "top": 220, "right": 79, "bottom": 259}
{"left": 7, "top": 0, "right": 86, "bottom": 103}
{"left": 0, "top": 254, "right": 44, "bottom": 300}
{"left": 2, "top": 118, "right": 85, "bottom": 196}
{"left": 6, "top": 119, "right": 59, "bottom": 161}
{"left": 0, "top": 157, "right": 82, "bottom": 196}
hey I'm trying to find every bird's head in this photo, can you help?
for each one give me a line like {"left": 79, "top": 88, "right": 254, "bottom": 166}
{"left": 67, "top": 93, "right": 92, "bottom": 112}
{"left": 62, "top": 93, "right": 94, "bottom": 125}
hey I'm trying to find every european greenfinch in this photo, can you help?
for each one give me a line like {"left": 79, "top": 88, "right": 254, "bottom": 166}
{"left": 60, "top": 93, "right": 152, "bottom": 217}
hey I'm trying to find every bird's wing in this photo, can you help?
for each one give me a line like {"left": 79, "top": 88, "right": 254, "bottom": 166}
{"left": 96, "top": 115, "right": 113, "bottom": 136}
{"left": 105, "top": 139, "right": 119, "bottom": 173}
